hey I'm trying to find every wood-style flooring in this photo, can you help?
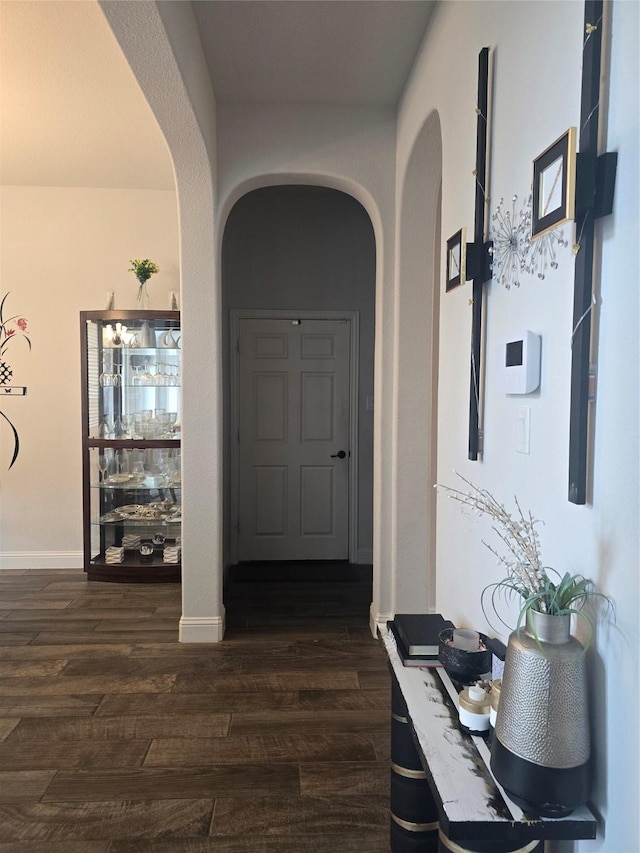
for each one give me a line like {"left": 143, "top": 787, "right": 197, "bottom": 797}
{"left": 0, "top": 564, "right": 391, "bottom": 852}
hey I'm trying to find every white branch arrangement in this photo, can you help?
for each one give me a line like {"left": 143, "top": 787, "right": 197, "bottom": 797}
{"left": 436, "top": 473, "right": 612, "bottom": 639}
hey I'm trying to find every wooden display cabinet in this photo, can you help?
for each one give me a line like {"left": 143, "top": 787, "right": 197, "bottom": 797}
{"left": 80, "top": 310, "right": 181, "bottom": 582}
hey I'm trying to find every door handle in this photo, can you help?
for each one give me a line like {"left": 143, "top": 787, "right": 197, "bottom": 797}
{"left": 331, "top": 450, "right": 347, "bottom": 459}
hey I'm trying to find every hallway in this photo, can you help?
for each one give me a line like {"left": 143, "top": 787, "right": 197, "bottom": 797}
{"left": 0, "top": 566, "right": 390, "bottom": 851}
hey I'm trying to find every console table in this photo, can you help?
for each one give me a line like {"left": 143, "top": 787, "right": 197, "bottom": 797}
{"left": 380, "top": 624, "right": 598, "bottom": 852}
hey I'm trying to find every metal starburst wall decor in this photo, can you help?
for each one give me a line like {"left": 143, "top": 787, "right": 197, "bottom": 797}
{"left": 528, "top": 220, "right": 569, "bottom": 280}
{"left": 489, "top": 195, "right": 532, "bottom": 290}
{"left": 489, "top": 194, "right": 570, "bottom": 289}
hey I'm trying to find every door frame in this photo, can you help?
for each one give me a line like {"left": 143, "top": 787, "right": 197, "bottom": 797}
{"left": 230, "top": 309, "right": 360, "bottom": 566}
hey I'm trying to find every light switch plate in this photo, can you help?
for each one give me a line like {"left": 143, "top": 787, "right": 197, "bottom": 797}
{"left": 516, "top": 407, "right": 531, "bottom": 454}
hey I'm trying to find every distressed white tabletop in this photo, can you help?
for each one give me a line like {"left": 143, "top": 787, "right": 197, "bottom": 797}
{"left": 380, "top": 624, "right": 597, "bottom": 843}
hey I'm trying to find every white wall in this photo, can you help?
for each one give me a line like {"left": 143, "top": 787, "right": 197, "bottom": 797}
{"left": 397, "top": 1, "right": 639, "bottom": 850}
{"left": 0, "top": 185, "right": 179, "bottom": 568}
{"left": 393, "top": 111, "right": 442, "bottom": 613}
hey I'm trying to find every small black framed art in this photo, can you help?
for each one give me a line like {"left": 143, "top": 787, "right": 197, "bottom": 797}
{"left": 446, "top": 227, "right": 466, "bottom": 291}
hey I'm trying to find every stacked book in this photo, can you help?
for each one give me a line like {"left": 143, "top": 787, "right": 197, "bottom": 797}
{"left": 388, "top": 612, "right": 455, "bottom": 667}
{"left": 105, "top": 546, "right": 125, "bottom": 564}
{"left": 122, "top": 534, "right": 141, "bottom": 550}
{"left": 163, "top": 545, "right": 181, "bottom": 564}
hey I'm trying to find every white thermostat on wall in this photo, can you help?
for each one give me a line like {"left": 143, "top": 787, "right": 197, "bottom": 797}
{"left": 502, "top": 330, "right": 541, "bottom": 394}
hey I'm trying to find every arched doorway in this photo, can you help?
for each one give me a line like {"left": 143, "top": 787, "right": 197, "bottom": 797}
{"left": 222, "top": 185, "right": 376, "bottom": 574}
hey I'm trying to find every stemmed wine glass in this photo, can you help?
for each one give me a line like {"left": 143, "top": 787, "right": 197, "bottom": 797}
{"left": 168, "top": 364, "right": 179, "bottom": 386}
{"left": 141, "top": 363, "right": 155, "bottom": 386}
{"left": 99, "top": 361, "right": 113, "bottom": 387}
{"left": 97, "top": 452, "right": 109, "bottom": 484}
{"left": 99, "top": 414, "right": 114, "bottom": 439}
{"left": 116, "top": 448, "right": 130, "bottom": 478}
{"left": 120, "top": 413, "right": 133, "bottom": 439}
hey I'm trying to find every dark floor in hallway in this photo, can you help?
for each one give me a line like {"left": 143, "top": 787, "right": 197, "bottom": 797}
{"left": 0, "top": 564, "right": 391, "bottom": 852}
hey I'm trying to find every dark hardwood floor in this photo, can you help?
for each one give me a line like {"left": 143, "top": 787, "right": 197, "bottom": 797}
{"left": 0, "top": 564, "right": 391, "bottom": 852}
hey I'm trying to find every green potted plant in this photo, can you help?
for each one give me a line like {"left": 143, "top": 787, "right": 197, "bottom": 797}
{"left": 129, "top": 259, "right": 159, "bottom": 308}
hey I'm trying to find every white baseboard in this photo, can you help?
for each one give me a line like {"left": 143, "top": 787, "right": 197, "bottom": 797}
{"left": 356, "top": 548, "right": 373, "bottom": 564}
{"left": 369, "top": 601, "right": 392, "bottom": 638}
{"left": 0, "top": 552, "right": 84, "bottom": 570}
{"left": 179, "top": 612, "right": 226, "bottom": 643}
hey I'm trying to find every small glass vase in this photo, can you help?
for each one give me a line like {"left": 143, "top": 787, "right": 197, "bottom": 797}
{"left": 137, "top": 281, "right": 150, "bottom": 310}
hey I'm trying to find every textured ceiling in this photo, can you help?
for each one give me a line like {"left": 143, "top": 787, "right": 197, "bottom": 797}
{"left": 193, "top": 1, "right": 435, "bottom": 105}
{"left": 0, "top": 0, "right": 434, "bottom": 189}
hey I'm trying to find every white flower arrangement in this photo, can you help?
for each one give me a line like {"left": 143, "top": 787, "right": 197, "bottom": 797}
{"left": 438, "top": 472, "right": 547, "bottom": 608}
{"left": 437, "top": 473, "right": 612, "bottom": 638}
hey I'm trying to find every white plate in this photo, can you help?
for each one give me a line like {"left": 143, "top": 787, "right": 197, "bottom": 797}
{"left": 100, "top": 511, "right": 122, "bottom": 523}
{"left": 116, "top": 504, "right": 143, "bottom": 516}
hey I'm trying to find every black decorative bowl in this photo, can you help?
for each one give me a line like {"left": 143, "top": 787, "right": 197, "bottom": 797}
{"left": 438, "top": 628, "right": 493, "bottom": 687}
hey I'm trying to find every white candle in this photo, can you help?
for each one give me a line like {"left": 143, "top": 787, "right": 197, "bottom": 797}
{"left": 453, "top": 628, "right": 480, "bottom": 651}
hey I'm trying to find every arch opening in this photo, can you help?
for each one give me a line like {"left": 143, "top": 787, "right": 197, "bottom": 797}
{"left": 222, "top": 184, "right": 377, "bottom": 589}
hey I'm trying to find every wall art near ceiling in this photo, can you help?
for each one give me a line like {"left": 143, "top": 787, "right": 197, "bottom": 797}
{"left": 531, "top": 128, "right": 577, "bottom": 239}
{"left": 0, "top": 293, "right": 31, "bottom": 469}
{"left": 490, "top": 194, "right": 570, "bottom": 288}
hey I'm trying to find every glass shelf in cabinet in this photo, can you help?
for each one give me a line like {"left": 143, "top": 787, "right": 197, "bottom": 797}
{"left": 119, "top": 382, "right": 181, "bottom": 387}
{"left": 93, "top": 506, "right": 180, "bottom": 524}
{"left": 92, "top": 478, "right": 181, "bottom": 489}
{"left": 91, "top": 555, "right": 181, "bottom": 568}
{"left": 87, "top": 439, "right": 181, "bottom": 447}
{"left": 95, "top": 514, "right": 182, "bottom": 526}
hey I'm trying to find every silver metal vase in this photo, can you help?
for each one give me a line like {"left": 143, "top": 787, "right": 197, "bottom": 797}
{"left": 490, "top": 610, "right": 590, "bottom": 817}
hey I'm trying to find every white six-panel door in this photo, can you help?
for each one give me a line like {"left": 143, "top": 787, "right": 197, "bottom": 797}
{"left": 237, "top": 317, "right": 351, "bottom": 561}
